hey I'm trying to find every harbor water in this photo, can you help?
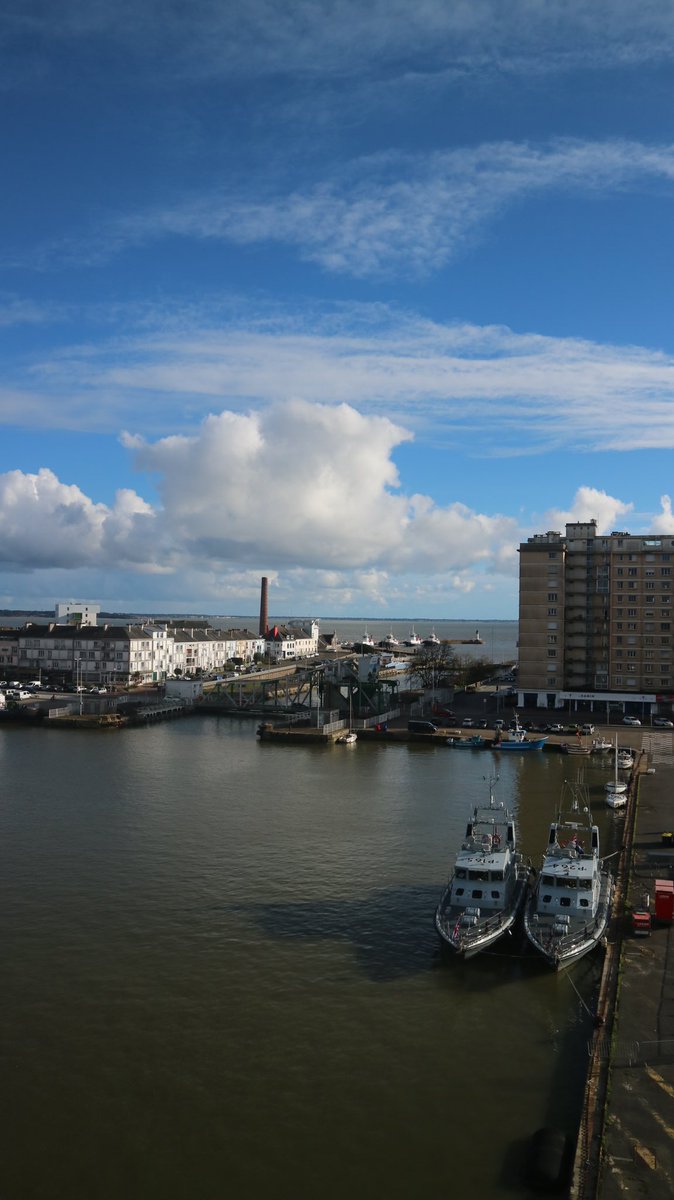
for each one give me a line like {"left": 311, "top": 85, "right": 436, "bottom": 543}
{"left": 0, "top": 717, "right": 620, "bottom": 1198}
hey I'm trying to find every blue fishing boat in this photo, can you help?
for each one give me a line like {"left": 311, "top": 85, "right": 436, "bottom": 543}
{"left": 495, "top": 714, "right": 547, "bottom": 752}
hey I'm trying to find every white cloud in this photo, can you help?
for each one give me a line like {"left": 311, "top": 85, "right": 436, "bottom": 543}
{"left": 51, "top": 138, "right": 674, "bottom": 279}
{"left": 0, "top": 468, "right": 157, "bottom": 570}
{"left": 651, "top": 494, "right": 674, "bottom": 534}
{"left": 18, "top": 303, "right": 674, "bottom": 455}
{"left": 0, "top": 402, "right": 521, "bottom": 592}
{"left": 6, "top": 2, "right": 674, "bottom": 85}
{"left": 543, "top": 487, "right": 634, "bottom": 535}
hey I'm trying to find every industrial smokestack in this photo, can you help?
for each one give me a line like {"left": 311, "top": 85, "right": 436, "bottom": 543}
{"left": 259, "top": 576, "right": 269, "bottom": 636}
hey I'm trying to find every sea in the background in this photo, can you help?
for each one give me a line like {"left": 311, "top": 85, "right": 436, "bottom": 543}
{"left": 2, "top": 612, "right": 518, "bottom": 664}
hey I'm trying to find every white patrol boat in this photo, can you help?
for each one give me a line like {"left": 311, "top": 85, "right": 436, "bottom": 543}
{"left": 524, "top": 780, "right": 612, "bottom": 970}
{"left": 435, "top": 779, "right": 530, "bottom": 958}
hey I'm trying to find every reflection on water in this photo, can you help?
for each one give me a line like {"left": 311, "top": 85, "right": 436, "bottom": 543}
{"left": 0, "top": 720, "right": 618, "bottom": 1199}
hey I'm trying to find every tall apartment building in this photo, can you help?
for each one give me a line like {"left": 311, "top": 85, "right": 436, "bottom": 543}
{"left": 518, "top": 520, "right": 674, "bottom": 718}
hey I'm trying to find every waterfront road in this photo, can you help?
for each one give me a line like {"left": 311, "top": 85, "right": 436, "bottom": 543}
{"left": 595, "top": 730, "right": 674, "bottom": 1197}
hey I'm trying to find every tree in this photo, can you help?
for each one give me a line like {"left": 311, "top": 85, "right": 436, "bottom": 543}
{"left": 409, "top": 644, "right": 458, "bottom": 690}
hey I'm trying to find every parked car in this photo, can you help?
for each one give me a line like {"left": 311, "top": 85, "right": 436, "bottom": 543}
{"left": 580, "top": 724, "right": 595, "bottom": 735}
{"left": 477, "top": 719, "right": 488, "bottom": 728}
{"left": 653, "top": 717, "right": 674, "bottom": 728}
{"left": 461, "top": 717, "right": 475, "bottom": 728}
{"left": 493, "top": 718, "right": 505, "bottom": 729}
{"left": 622, "top": 715, "right": 641, "bottom": 726}
{"left": 547, "top": 723, "right": 565, "bottom": 733}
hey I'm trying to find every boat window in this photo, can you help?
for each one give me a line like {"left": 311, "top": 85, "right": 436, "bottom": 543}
{"left": 578, "top": 879, "right": 592, "bottom": 890}
{"left": 579, "top": 898, "right": 589, "bottom": 907}
{"left": 490, "top": 890, "right": 500, "bottom": 899}
{"left": 468, "top": 870, "right": 488, "bottom": 881}
{"left": 454, "top": 887, "right": 464, "bottom": 896}
{"left": 490, "top": 871, "right": 504, "bottom": 882}
{"left": 542, "top": 894, "right": 552, "bottom": 903}
{"left": 471, "top": 889, "right": 483, "bottom": 899}
{"left": 542, "top": 875, "right": 556, "bottom": 886}
{"left": 564, "top": 878, "right": 577, "bottom": 889}
{"left": 455, "top": 868, "right": 466, "bottom": 879}
{"left": 559, "top": 897, "right": 571, "bottom": 907}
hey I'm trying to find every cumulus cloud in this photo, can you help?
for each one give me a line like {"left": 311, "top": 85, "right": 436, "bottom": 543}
{"left": 0, "top": 402, "right": 519, "bottom": 589}
{"left": 543, "top": 487, "right": 634, "bottom": 535}
{"left": 1, "top": 404, "right": 671, "bottom": 614}
{"left": 651, "top": 494, "right": 674, "bottom": 534}
{"left": 0, "top": 468, "right": 157, "bottom": 570}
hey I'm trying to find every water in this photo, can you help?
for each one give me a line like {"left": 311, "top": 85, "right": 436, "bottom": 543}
{"left": 0, "top": 719, "right": 618, "bottom": 1198}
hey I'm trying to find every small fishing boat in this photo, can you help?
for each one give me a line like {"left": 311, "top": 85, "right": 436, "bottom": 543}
{"left": 524, "top": 779, "right": 613, "bottom": 970}
{"left": 495, "top": 713, "right": 548, "bottom": 752}
{"left": 446, "top": 734, "right": 487, "bottom": 748}
{"left": 361, "top": 629, "right": 375, "bottom": 648}
{"left": 618, "top": 749, "right": 634, "bottom": 770}
{"left": 591, "top": 737, "right": 613, "bottom": 753}
{"left": 407, "top": 628, "right": 422, "bottom": 647}
{"left": 423, "top": 629, "right": 441, "bottom": 646}
{"left": 605, "top": 735, "right": 627, "bottom": 808}
{"left": 435, "top": 778, "right": 530, "bottom": 957}
{"left": 560, "top": 741, "right": 591, "bottom": 756}
{"left": 382, "top": 629, "right": 399, "bottom": 648}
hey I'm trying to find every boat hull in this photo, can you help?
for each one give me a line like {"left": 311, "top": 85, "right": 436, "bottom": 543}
{"left": 435, "top": 871, "right": 529, "bottom": 958}
{"left": 497, "top": 738, "right": 547, "bottom": 751}
{"left": 524, "top": 873, "right": 613, "bottom": 971}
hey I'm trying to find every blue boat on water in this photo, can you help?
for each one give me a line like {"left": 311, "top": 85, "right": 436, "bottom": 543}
{"left": 495, "top": 714, "right": 547, "bottom": 752}
{"left": 446, "top": 734, "right": 487, "bottom": 749}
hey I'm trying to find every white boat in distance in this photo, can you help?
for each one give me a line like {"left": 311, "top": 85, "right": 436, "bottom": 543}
{"left": 382, "top": 630, "right": 399, "bottom": 648}
{"left": 524, "top": 780, "right": 613, "bottom": 970}
{"left": 605, "top": 735, "right": 627, "bottom": 808}
{"left": 407, "top": 628, "right": 422, "bottom": 646}
{"left": 423, "top": 629, "right": 441, "bottom": 646}
{"left": 361, "top": 630, "right": 375, "bottom": 648}
{"left": 435, "top": 778, "right": 530, "bottom": 958}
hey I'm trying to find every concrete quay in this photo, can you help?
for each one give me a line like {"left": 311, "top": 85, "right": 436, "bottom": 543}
{"left": 573, "top": 732, "right": 674, "bottom": 1199}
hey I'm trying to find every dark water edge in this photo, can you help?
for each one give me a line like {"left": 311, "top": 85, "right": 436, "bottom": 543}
{"left": 0, "top": 718, "right": 616, "bottom": 1199}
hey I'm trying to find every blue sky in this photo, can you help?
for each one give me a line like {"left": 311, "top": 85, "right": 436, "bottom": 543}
{"left": 3, "top": 1, "right": 674, "bottom": 619}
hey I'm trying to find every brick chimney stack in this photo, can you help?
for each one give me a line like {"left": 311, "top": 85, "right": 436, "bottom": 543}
{"left": 259, "top": 576, "right": 269, "bottom": 636}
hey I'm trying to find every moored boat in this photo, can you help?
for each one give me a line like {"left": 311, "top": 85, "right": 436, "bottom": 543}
{"left": 560, "top": 741, "right": 591, "bottom": 756}
{"left": 435, "top": 779, "right": 530, "bottom": 957}
{"left": 524, "top": 780, "right": 613, "bottom": 970}
{"left": 407, "top": 628, "right": 422, "bottom": 647}
{"left": 495, "top": 714, "right": 548, "bottom": 752}
{"left": 618, "top": 749, "right": 634, "bottom": 770}
{"left": 446, "top": 734, "right": 487, "bottom": 748}
{"left": 605, "top": 735, "right": 627, "bottom": 808}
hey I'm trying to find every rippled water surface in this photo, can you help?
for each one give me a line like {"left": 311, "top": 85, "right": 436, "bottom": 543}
{"left": 0, "top": 718, "right": 620, "bottom": 1198}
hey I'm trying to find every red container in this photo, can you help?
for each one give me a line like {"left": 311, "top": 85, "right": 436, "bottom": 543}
{"left": 655, "top": 879, "right": 674, "bottom": 922}
{"left": 632, "top": 911, "right": 652, "bottom": 937}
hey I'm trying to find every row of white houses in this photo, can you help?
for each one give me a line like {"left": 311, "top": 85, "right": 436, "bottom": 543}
{"left": 0, "top": 619, "right": 320, "bottom": 685}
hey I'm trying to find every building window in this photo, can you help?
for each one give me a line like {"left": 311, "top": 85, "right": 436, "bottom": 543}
{"left": 547, "top": 649, "right": 557, "bottom": 657}
{"left": 547, "top": 593, "right": 558, "bottom": 602}
{"left": 627, "top": 608, "right": 637, "bottom": 616}
{"left": 547, "top": 608, "right": 557, "bottom": 616}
